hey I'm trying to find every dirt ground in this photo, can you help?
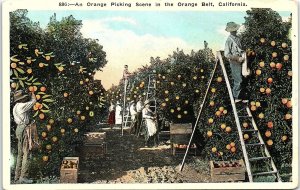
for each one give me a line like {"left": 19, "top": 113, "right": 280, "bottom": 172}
{"left": 77, "top": 125, "right": 211, "bottom": 184}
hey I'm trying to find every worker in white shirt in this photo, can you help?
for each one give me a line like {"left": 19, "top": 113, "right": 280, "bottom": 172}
{"left": 142, "top": 100, "right": 158, "bottom": 147}
{"left": 13, "top": 90, "right": 36, "bottom": 184}
{"left": 129, "top": 100, "right": 137, "bottom": 134}
{"left": 135, "top": 96, "right": 143, "bottom": 136}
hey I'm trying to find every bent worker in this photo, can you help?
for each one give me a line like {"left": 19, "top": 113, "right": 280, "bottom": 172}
{"left": 142, "top": 100, "right": 158, "bottom": 147}
{"left": 224, "top": 21, "right": 248, "bottom": 103}
{"left": 13, "top": 90, "right": 37, "bottom": 184}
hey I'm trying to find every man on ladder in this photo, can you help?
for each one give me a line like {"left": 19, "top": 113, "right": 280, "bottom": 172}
{"left": 121, "top": 65, "right": 131, "bottom": 135}
{"left": 224, "top": 21, "right": 248, "bottom": 103}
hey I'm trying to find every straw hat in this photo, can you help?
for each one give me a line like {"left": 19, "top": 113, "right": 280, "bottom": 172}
{"left": 225, "top": 22, "right": 240, "bottom": 32}
{"left": 14, "top": 90, "right": 29, "bottom": 103}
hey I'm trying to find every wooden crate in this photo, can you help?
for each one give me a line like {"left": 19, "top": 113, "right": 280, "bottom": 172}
{"left": 81, "top": 142, "right": 108, "bottom": 158}
{"left": 84, "top": 132, "right": 106, "bottom": 145}
{"left": 170, "top": 123, "right": 192, "bottom": 145}
{"left": 171, "top": 143, "right": 197, "bottom": 156}
{"left": 60, "top": 157, "right": 79, "bottom": 183}
{"left": 210, "top": 159, "right": 245, "bottom": 182}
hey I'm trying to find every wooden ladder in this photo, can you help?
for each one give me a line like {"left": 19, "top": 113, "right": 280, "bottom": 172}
{"left": 180, "top": 51, "right": 281, "bottom": 182}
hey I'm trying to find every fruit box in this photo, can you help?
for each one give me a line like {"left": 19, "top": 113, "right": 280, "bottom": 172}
{"left": 60, "top": 157, "right": 79, "bottom": 183}
{"left": 171, "top": 143, "right": 197, "bottom": 156}
{"left": 170, "top": 123, "right": 192, "bottom": 145}
{"left": 84, "top": 132, "right": 106, "bottom": 145}
{"left": 210, "top": 159, "right": 245, "bottom": 182}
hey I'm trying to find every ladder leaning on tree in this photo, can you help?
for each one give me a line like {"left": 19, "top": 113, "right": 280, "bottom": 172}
{"left": 121, "top": 78, "right": 132, "bottom": 136}
{"left": 179, "top": 51, "right": 281, "bottom": 182}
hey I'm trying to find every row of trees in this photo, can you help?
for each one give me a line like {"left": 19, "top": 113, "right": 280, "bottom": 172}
{"left": 10, "top": 10, "right": 107, "bottom": 177}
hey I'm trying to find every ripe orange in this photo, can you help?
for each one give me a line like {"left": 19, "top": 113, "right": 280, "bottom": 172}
{"left": 27, "top": 68, "right": 33, "bottom": 74}
{"left": 193, "top": 76, "right": 197, "bottom": 80}
{"left": 80, "top": 80, "right": 84, "bottom": 85}
{"left": 183, "top": 111, "right": 188, "bottom": 115}
{"left": 250, "top": 105, "right": 257, "bottom": 111}
{"left": 46, "top": 144, "right": 52, "bottom": 150}
{"left": 52, "top": 136, "right": 58, "bottom": 142}
{"left": 184, "top": 100, "right": 188, "bottom": 104}
{"left": 265, "top": 130, "right": 272, "bottom": 138}
{"left": 267, "top": 139, "right": 273, "bottom": 146}
{"left": 170, "top": 82, "right": 175, "bottom": 85}
{"left": 270, "top": 62, "right": 276, "bottom": 68}
{"left": 285, "top": 113, "right": 292, "bottom": 120}
{"left": 244, "top": 134, "right": 249, "bottom": 140}
{"left": 175, "top": 96, "right": 180, "bottom": 100}
{"left": 267, "top": 78, "right": 273, "bottom": 84}
{"left": 270, "top": 41, "right": 276, "bottom": 47}
{"left": 282, "top": 98, "right": 288, "bottom": 104}
{"left": 161, "top": 102, "right": 166, "bottom": 107}
{"left": 211, "top": 88, "right": 216, "bottom": 93}
{"left": 28, "top": 86, "right": 34, "bottom": 92}
{"left": 265, "top": 88, "right": 271, "bottom": 95}
{"left": 45, "top": 55, "right": 51, "bottom": 61}
{"left": 281, "top": 135, "right": 288, "bottom": 142}
{"left": 63, "top": 92, "right": 68, "bottom": 97}
{"left": 182, "top": 83, "right": 187, "bottom": 87}
{"left": 272, "top": 52, "right": 277, "bottom": 58}
{"left": 39, "top": 113, "right": 45, "bottom": 120}
{"left": 217, "top": 77, "right": 222, "bottom": 82}
{"left": 11, "top": 82, "right": 17, "bottom": 89}
{"left": 230, "top": 142, "right": 235, "bottom": 147}
{"left": 81, "top": 115, "right": 86, "bottom": 120}
{"left": 259, "top": 61, "right": 265, "bottom": 67}
{"left": 250, "top": 101, "right": 256, "bottom": 106}
{"left": 208, "top": 118, "right": 214, "bottom": 124}
{"left": 209, "top": 101, "right": 215, "bottom": 107}
{"left": 230, "top": 147, "right": 236, "bottom": 153}
{"left": 287, "top": 101, "right": 292, "bottom": 108}
{"left": 276, "top": 63, "right": 283, "bottom": 70}
{"left": 58, "top": 66, "right": 64, "bottom": 72}
{"left": 165, "top": 98, "right": 169, "bottom": 102}
{"left": 282, "top": 43, "right": 288, "bottom": 48}
{"left": 42, "top": 155, "right": 49, "bottom": 162}
{"left": 288, "top": 71, "right": 292, "bottom": 77}
{"left": 221, "top": 123, "right": 226, "bottom": 129}
{"left": 27, "top": 59, "right": 32, "bottom": 64}
{"left": 176, "top": 107, "right": 181, "bottom": 111}
{"left": 89, "top": 91, "right": 94, "bottom": 95}
{"left": 267, "top": 121, "right": 273, "bottom": 129}
{"left": 49, "top": 119, "right": 54, "bottom": 124}
{"left": 219, "top": 107, "right": 225, "bottom": 112}
{"left": 255, "top": 101, "right": 261, "bottom": 107}
{"left": 164, "top": 90, "right": 169, "bottom": 94}
{"left": 283, "top": 55, "right": 289, "bottom": 61}
{"left": 39, "top": 63, "right": 44, "bottom": 68}
{"left": 41, "top": 132, "right": 47, "bottom": 138}
{"left": 260, "top": 38, "right": 265, "bottom": 43}
{"left": 226, "top": 144, "right": 231, "bottom": 150}
{"left": 74, "top": 128, "right": 79, "bottom": 133}
{"left": 223, "top": 110, "right": 228, "bottom": 115}
{"left": 10, "top": 62, "right": 17, "bottom": 69}
{"left": 60, "top": 128, "right": 65, "bottom": 133}
{"left": 46, "top": 124, "right": 52, "bottom": 131}
{"left": 170, "top": 109, "right": 174, "bottom": 113}
{"left": 225, "top": 126, "right": 232, "bottom": 133}
{"left": 177, "top": 75, "right": 181, "bottom": 78}
{"left": 212, "top": 147, "right": 217, "bottom": 153}
{"left": 40, "top": 86, "right": 46, "bottom": 92}
{"left": 215, "top": 111, "right": 221, "bottom": 117}
{"left": 258, "top": 113, "right": 264, "bottom": 119}
{"left": 243, "top": 122, "right": 249, "bottom": 128}
{"left": 85, "top": 78, "right": 90, "bottom": 82}
{"left": 256, "top": 69, "right": 262, "bottom": 75}
{"left": 207, "top": 131, "right": 213, "bottom": 137}
{"left": 260, "top": 87, "right": 265, "bottom": 93}
{"left": 35, "top": 94, "right": 41, "bottom": 100}
{"left": 67, "top": 118, "right": 73, "bottom": 123}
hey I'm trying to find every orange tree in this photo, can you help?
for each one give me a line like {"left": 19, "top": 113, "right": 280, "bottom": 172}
{"left": 10, "top": 10, "right": 107, "bottom": 177}
{"left": 240, "top": 8, "right": 292, "bottom": 181}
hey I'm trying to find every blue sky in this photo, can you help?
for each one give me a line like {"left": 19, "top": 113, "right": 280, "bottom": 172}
{"left": 26, "top": 11, "right": 291, "bottom": 89}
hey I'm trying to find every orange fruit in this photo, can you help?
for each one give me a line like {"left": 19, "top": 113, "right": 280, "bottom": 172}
{"left": 265, "top": 130, "right": 271, "bottom": 138}
{"left": 184, "top": 100, "right": 188, "bottom": 104}
{"left": 49, "top": 119, "right": 54, "bottom": 124}
{"left": 250, "top": 101, "right": 256, "bottom": 106}
{"left": 52, "top": 136, "right": 58, "bottom": 142}
{"left": 270, "top": 41, "right": 276, "bottom": 47}
{"left": 40, "top": 86, "right": 46, "bottom": 92}
{"left": 177, "top": 75, "right": 181, "bottom": 78}
{"left": 282, "top": 98, "right": 288, "bottom": 104}
{"left": 209, "top": 101, "right": 215, "bottom": 107}
{"left": 170, "top": 109, "right": 174, "bottom": 113}
{"left": 193, "top": 76, "right": 197, "bottom": 80}
{"left": 39, "top": 113, "right": 45, "bottom": 120}
{"left": 161, "top": 102, "right": 166, "bottom": 107}
{"left": 223, "top": 110, "right": 228, "bottom": 115}
{"left": 244, "top": 134, "right": 249, "bottom": 140}
{"left": 60, "top": 128, "right": 65, "bottom": 133}
{"left": 212, "top": 147, "right": 217, "bottom": 153}
{"left": 230, "top": 147, "right": 236, "bottom": 153}
{"left": 85, "top": 78, "right": 89, "bottom": 82}
{"left": 89, "top": 91, "right": 94, "bottom": 95}
{"left": 33, "top": 105, "right": 39, "bottom": 111}
{"left": 215, "top": 111, "right": 221, "bottom": 117}
{"left": 267, "top": 139, "right": 273, "bottom": 146}
{"left": 46, "top": 124, "right": 52, "bottom": 131}
{"left": 281, "top": 135, "right": 288, "bottom": 142}
{"left": 207, "top": 131, "right": 213, "bottom": 137}
{"left": 219, "top": 107, "right": 225, "bottom": 112}
{"left": 81, "top": 115, "right": 86, "bottom": 120}
{"left": 63, "top": 92, "right": 68, "bottom": 97}
{"left": 255, "top": 101, "right": 261, "bottom": 107}
{"left": 260, "top": 87, "right": 265, "bottom": 93}
{"left": 27, "top": 59, "right": 32, "bottom": 64}
{"left": 58, "top": 66, "right": 64, "bottom": 72}
{"left": 176, "top": 107, "right": 181, "bottom": 111}
{"left": 35, "top": 94, "right": 41, "bottom": 100}
{"left": 183, "top": 111, "right": 188, "bottom": 115}
{"left": 217, "top": 77, "right": 222, "bottom": 82}
{"left": 208, "top": 118, "right": 214, "bottom": 124}
{"left": 165, "top": 98, "right": 170, "bottom": 102}
{"left": 282, "top": 43, "right": 288, "bottom": 48}
{"left": 267, "top": 78, "right": 273, "bottom": 84}
{"left": 270, "top": 62, "right": 276, "bottom": 68}
{"left": 287, "top": 101, "right": 292, "bottom": 108}
{"left": 80, "top": 81, "right": 84, "bottom": 85}
{"left": 226, "top": 144, "right": 231, "bottom": 150}
{"left": 260, "top": 38, "right": 265, "bottom": 43}
{"left": 39, "top": 63, "right": 44, "bottom": 68}
{"left": 283, "top": 55, "right": 289, "bottom": 61}
{"left": 45, "top": 55, "right": 51, "bottom": 61}
{"left": 211, "top": 88, "right": 216, "bottom": 93}
{"left": 164, "top": 90, "right": 169, "bottom": 94}
{"left": 11, "top": 82, "right": 17, "bottom": 89}
{"left": 256, "top": 69, "right": 262, "bottom": 75}
{"left": 175, "top": 96, "right": 180, "bottom": 100}
{"left": 42, "top": 156, "right": 49, "bottom": 162}
{"left": 225, "top": 127, "right": 232, "bottom": 133}
{"left": 265, "top": 88, "right": 271, "bottom": 95}
{"left": 259, "top": 61, "right": 265, "bottom": 67}
{"left": 221, "top": 123, "right": 226, "bottom": 129}
{"left": 250, "top": 105, "right": 257, "bottom": 111}
{"left": 272, "top": 52, "right": 277, "bottom": 58}
{"left": 67, "top": 118, "right": 73, "bottom": 123}
{"left": 170, "top": 82, "right": 175, "bottom": 85}
{"left": 276, "top": 63, "right": 283, "bottom": 70}
{"left": 267, "top": 121, "right": 273, "bottom": 129}
{"left": 27, "top": 68, "right": 33, "bottom": 74}
{"left": 243, "top": 122, "right": 249, "bottom": 128}
{"left": 41, "top": 132, "right": 47, "bottom": 138}
{"left": 28, "top": 86, "right": 34, "bottom": 92}
{"left": 10, "top": 62, "right": 17, "bottom": 69}
{"left": 285, "top": 113, "right": 292, "bottom": 120}
{"left": 74, "top": 128, "right": 79, "bottom": 133}
{"left": 230, "top": 142, "right": 235, "bottom": 147}
{"left": 46, "top": 144, "right": 52, "bottom": 150}
{"left": 182, "top": 83, "right": 187, "bottom": 87}
{"left": 258, "top": 113, "right": 264, "bottom": 119}
{"left": 288, "top": 71, "right": 292, "bottom": 77}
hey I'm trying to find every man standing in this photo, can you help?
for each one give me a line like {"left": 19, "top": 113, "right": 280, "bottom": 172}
{"left": 142, "top": 100, "right": 158, "bottom": 147}
{"left": 224, "top": 21, "right": 248, "bottom": 103}
{"left": 13, "top": 90, "right": 36, "bottom": 183}
{"left": 135, "top": 96, "right": 143, "bottom": 136}
{"left": 129, "top": 100, "right": 137, "bottom": 134}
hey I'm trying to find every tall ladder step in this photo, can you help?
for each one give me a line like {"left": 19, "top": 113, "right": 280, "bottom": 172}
{"left": 245, "top": 143, "right": 264, "bottom": 146}
{"left": 238, "top": 116, "right": 252, "bottom": 118}
{"left": 249, "top": 156, "right": 271, "bottom": 162}
{"left": 252, "top": 171, "right": 278, "bottom": 176}
{"left": 242, "top": 129, "right": 258, "bottom": 133}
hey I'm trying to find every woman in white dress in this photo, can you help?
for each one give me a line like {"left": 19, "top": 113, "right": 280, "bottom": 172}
{"left": 142, "top": 100, "right": 158, "bottom": 147}
{"left": 115, "top": 101, "right": 122, "bottom": 125}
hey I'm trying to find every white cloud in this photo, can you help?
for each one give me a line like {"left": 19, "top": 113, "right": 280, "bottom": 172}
{"left": 81, "top": 19, "right": 198, "bottom": 89}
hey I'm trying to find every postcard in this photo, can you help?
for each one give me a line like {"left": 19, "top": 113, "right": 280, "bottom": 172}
{"left": 1, "top": 0, "right": 298, "bottom": 189}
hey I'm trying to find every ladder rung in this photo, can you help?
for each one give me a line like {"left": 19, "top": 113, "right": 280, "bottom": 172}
{"left": 239, "top": 116, "right": 252, "bottom": 118}
{"left": 249, "top": 156, "right": 271, "bottom": 162}
{"left": 252, "top": 170, "right": 278, "bottom": 176}
{"left": 242, "top": 129, "right": 258, "bottom": 133}
{"left": 245, "top": 143, "right": 264, "bottom": 146}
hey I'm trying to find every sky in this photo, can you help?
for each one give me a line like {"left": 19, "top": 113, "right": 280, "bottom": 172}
{"left": 27, "top": 10, "right": 291, "bottom": 89}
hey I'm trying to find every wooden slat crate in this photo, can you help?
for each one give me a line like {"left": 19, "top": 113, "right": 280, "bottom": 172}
{"left": 210, "top": 159, "right": 245, "bottom": 182}
{"left": 84, "top": 132, "right": 106, "bottom": 145}
{"left": 171, "top": 143, "right": 197, "bottom": 156}
{"left": 170, "top": 123, "right": 192, "bottom": 145}
{"left": 60, "top": 157, "right": 79, "bottom": 183}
